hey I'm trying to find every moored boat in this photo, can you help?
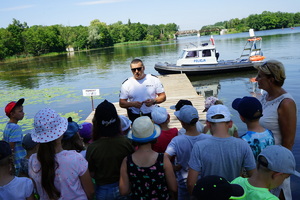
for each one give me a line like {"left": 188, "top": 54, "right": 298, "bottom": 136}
{"left": 155, "top": 30, "right": 265, "bottom": 76}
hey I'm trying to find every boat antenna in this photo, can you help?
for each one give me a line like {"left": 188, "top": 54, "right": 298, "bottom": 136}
{"left": 189, "top": 43, "right": 197, "bottom": 47}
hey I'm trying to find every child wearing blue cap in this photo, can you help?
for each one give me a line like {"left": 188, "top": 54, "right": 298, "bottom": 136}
{"left": 62, "top": 117, "right": 86, "bottom": 158}
{"left": 166, "top": 105, "right": 211, "bottom": 199}
{"left": 232, "top": 96, "right": 274, "bottom": 160}
{"left": 120, "top": 116, "right": 177, "bottom": 199}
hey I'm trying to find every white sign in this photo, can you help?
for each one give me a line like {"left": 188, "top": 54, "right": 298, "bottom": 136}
{"left": 82, "top": 89, "right": 100, "bottom": 96}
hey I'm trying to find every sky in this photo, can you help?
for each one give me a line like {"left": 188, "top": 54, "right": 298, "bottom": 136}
{"left": 1, "top": 0, "right": 300, "bottom": 30}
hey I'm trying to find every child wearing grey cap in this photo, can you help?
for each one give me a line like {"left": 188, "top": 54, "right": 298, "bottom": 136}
{"left": 232, "top": 145, "right": 300, "bottom": 200}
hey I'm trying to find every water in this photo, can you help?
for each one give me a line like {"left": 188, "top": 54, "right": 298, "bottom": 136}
{"left": 1, "top": 27, "right": 300, "bottom": 198}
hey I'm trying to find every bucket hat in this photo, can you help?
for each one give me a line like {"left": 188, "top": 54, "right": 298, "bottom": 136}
{"left": 203, "top": 96, "right": 219, "bottom": 112}
{"left": 232, "top": 96, "right": 263, "bottom": 120}
{"left": 127, "top": 116, "right": 161, "bottom": 143}
{"left": 258, "top": 145, "right": 300, "bottom": 177}
{"left": 151, "top": 106, "right": 168, "bottom": 124}
{"left": 5, "top": 98, "right": 25, "bottom": 117}
{"left": 206, "top": 105, "right": 231, "bottom": 123}
{"left": 32, "top": 108, "right": 68, "bottom": 143}
{"left": 192, "top": 175, "right": 245, "bottom": 200}
{"left": 119, "top": 115, "right": 132, "bottom": 132}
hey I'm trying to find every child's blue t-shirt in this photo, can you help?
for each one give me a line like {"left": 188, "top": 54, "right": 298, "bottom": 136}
{"left": 240, "top": 129, "right": 274, "bottom": 160}
{"left": 3, "top": 122, "right": 26, "bottom": 170}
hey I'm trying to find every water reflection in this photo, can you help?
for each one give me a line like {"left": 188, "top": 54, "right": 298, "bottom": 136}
{"left": 189, "top": 71, "right": 258, "bottom": 98}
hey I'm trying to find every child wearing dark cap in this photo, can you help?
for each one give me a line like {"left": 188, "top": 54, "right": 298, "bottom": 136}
{"left": 232, "top": 96, "right": 274, "bottom": 160}
{"left": 192, "top": 175, "right": 245, "bottom": 200}
{"left": 3, "top": 98, "right": 26, "bottom": 175}
{"left": 170, "top": 99, "right": 205, "bottom": 135}
{"left": 19, "top": 131, "right": 39, "bottom": 177}
{"left": 0, "top": 140, "right": 35, "bottom": 200}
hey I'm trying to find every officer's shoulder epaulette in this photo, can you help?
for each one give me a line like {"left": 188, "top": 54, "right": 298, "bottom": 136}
{"left": 150, "top": 74, "right": 158, "bottom": 78}
{"left": 122, "top": 78, "right": 129, "bottom": 84}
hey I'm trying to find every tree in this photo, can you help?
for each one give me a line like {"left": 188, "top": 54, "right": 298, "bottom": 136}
{"left": 6, "top": 19, "right": 28, "bottom": 55}
{"left": 88, "top": 19, "right": 113, "bottom": 48}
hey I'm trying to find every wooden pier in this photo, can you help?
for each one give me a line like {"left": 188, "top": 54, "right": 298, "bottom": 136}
{"left": 85, "top": 74, "right": 206, "bottom": 129}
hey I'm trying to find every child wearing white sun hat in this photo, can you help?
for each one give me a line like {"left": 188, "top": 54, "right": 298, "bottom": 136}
{"left": 28, "top": 108, "right": 94, "bottom": 200}
{"left": 120, "top": 116, "right": 177, "bottom": 199}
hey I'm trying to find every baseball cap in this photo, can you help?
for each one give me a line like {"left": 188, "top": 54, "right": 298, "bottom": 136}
{"left": 127, "top": 116, "right": 161, "bottom": 143}
{"left": 170, "top": 99, "right": 193, "bottom": 111}
{"left": 192, "top": 175, "right": 245, "bottom": 200}
{"left": 258, "top": 145, "right": 300, "bottom": 177}
{"left": 232, "top": 96, "right": 263, "bottom": 120}
{"left": 63, "top": 117, "right": 82, "bottom": 140}
{"left": 22, "top": 131, "right": 38, "bottom": 150}
{"left": 151, "top": 107, "right": 168, "bottom": 124}
{"left": 94, "top": 100, "right": 119, "bottom": 130}
{"left": 174, "top": 105, "right": 199, "bottom": 124}
{"left": 206, "top": 105, "right": 231, "bottom": 123}
{"left": 79, "top": 122, "right": 93, "bottom": 143}
{"left": 203, "top": 96, "right": 219, "bottom": 112}
{"left": 5, "top": 98, "right": 25, "bottom": 117}
{"left": 0, "top": 141, "right": 12, "bottom": 160}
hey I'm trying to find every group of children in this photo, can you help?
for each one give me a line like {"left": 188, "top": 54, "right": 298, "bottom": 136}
{"left": 0, "top": 96, "right": 299, "bottom": 200}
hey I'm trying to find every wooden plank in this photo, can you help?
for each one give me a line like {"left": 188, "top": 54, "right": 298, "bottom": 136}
{"left": 85, "top": 74, "right": 206, "bottom": 129}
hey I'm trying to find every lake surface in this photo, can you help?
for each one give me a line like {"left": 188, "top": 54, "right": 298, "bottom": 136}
{"left": 1, "top": 27, "right": 300, "bottom": 198}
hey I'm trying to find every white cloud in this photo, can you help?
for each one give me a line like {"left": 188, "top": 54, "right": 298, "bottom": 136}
{"left": 76, "top": 0, "right": 125, "bottom": 6}
{"left": 0, "top": 5, "right": 34, "bottom": 11}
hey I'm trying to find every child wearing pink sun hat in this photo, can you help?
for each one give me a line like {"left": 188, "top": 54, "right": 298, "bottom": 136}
{"left": 28, "top": 108, "right": 94, "bottom": 199}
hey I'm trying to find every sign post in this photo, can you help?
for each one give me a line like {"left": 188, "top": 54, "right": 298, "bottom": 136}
{"left": 82, "top": 89, "right": 100, "bottom": 111}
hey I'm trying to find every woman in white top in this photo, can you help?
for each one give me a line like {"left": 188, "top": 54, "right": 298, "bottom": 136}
{"left": 255, "top": 60, "right": 297, "bottom": 200}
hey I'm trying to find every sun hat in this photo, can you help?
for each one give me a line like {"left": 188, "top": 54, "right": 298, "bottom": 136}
{"left": 203, "top": 96, "right": 219, "bottom": 112}
{"left": 63, "top": 117, "right": 82, "bottom": 140}
{"left": 127, "top": 116, "right": 161, "bottom": 143}
{"left": 258, "top": 145, "right": 300, "bottom": 177}
{"left": 79, "top": 122, "right": 93, "bottom": 141}
{"left": 119, "top": 115, "right": 132, "bottom": 132}
{"left": 0, "top": 141, "right": 12, "bottom": 160}
{"left": 151, "top": 107, "right": 168, "bottom": 124}
{"left": 22, "top": 131, "right": 38, "bottom": 150}
{"left": 232, "top": 96, "right": 263, "bottom": 120}
{"left": 206, "top": 105, "right": 231, "bottom": 123}
{"left": 192, "top": 175, "right": 245, "bottom": 200}
{"left": 174, "top": 105, "right": 199, "bottom": 124}
{"left": 32, "top": 108, "right": 68, "bottom": 143}
{"left": 5, "top": 98, "right": 25, "bottom": 117}
{"left": 170, "top": 99, "right": 193, "bottom": 111}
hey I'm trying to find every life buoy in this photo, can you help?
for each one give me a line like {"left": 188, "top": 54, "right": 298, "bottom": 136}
{"left": 248, "top": 37, "right": 262, "bottom": 41}
{"left": 249, "top": 55, "right": 265, "bottom": 61}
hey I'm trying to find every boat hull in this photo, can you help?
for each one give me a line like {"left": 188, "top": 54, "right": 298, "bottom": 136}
{"left": 154, "top": 61, "right": 263, "bottom": 75}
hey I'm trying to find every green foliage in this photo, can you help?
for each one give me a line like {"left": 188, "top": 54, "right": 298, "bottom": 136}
{"left": 204, "top": 11, "right": 300, "bottom": 35}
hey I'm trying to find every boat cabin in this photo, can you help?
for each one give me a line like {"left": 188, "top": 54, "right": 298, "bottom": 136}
{"left": 176, "top": 43, "right": 218, "bottom": 66}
